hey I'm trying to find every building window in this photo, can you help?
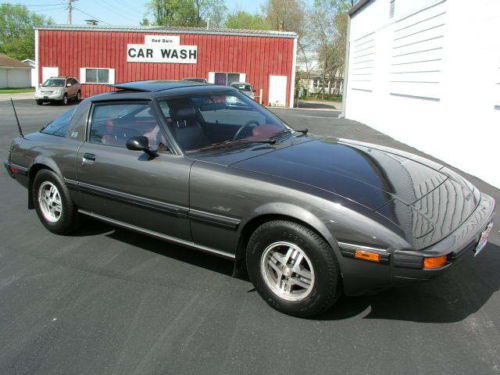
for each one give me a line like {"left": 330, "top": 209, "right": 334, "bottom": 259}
{"left": 389, "top": 0, "right": 395, "bottom": 18}
{"left": 80, "top": 68, "right": 115, "bottom": 84}
{"left": 213, "top": 72, "right": 244, "bottom": 85}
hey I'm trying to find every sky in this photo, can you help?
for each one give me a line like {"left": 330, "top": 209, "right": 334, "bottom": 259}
{"left": 5, "top": 0, "right": 270, "bottom": 26}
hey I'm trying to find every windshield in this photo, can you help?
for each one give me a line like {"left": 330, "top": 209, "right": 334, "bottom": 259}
{"left": 43, "top": 78, "right": 65, "bottom": 87}
{"left": 158, "top": 91, "right": 289, "bottom": 153}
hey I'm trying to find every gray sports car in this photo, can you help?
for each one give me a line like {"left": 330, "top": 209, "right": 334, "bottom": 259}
{"left": 5, "top": 80, "right": 495, "bottom": 317}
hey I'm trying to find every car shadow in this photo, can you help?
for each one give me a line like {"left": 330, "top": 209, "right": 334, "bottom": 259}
{"left": 71, "top": 217, "right": 499, "bottom": 324}
{"left": 105, "top": 226, "right": 235, "bottom": 276}
{"left": 317, "top": 242, "right": 500, "bottom": 323}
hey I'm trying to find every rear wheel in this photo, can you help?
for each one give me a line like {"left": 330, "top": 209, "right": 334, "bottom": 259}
{"left": 246, "top": 220, "right": 341, "bottom": 317}
{"left": 33, "top": 169, "right": 79, "bottom": 234}
{"left": 36, "top": 100, "right": 43, "bottom": 105}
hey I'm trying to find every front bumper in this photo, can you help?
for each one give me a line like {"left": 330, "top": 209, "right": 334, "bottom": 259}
{"left": 391, "top": 193, "right": 495, "bottom": 282}
{"left": 341, "top": 193, "right": 495, "bottom": 295}
{"left": 34, "top": 91, "right": 64, "bottom": 101}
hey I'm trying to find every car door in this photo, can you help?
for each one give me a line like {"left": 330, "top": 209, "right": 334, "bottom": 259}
{"left": 75, "top": 100, "right": 193, "bottom": 241}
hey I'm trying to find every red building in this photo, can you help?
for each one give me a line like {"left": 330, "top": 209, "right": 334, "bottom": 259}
{"left": 35, "top": 25, "right": 297, "bottom": 107}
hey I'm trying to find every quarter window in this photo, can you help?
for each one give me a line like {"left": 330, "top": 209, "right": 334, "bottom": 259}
{"left": 41, "top": 108, "right": 76, "bottom": 137}
{"left": 89, "top": 103, "right": 168, "bottom": 151}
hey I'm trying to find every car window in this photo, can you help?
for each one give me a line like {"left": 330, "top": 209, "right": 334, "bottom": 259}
{"left": 89, "top": 103, "right": 168, "bottom": 151}
{"left": 41, "top": 108, "right": 76, "bottom": 137}
{"left": 43, "top": 78, "right": 65, "bottom": 87}
{"left": 158, "top": 92, "right": 288, "bottom": 153}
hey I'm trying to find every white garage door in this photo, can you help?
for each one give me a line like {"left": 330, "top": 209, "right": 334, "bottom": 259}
{"left": 268, "top": 75, "right": 287, "bottom": 107}
{"left": 42, "top": 67, "right": 59, "bottom": 83}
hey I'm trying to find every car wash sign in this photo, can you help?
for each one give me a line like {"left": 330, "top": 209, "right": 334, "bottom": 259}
{"left": 127, "top": 35, "right": 197, "bottom": 64}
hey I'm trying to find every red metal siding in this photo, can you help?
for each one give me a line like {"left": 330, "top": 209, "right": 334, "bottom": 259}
{"left": 38, "top": 30, "right": 295, "bottom": 106}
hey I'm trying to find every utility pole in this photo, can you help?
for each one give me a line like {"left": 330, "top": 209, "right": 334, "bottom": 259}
{"left": 67, "top": 0, "right": 78, "bottom": 25}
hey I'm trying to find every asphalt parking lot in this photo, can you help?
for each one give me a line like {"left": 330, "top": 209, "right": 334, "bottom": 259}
{"left": 1, "top": 99, "right": 499, "bottom": 375}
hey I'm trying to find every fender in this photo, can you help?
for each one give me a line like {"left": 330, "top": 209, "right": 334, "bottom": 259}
{"left": 233, "top": 201, "right": 344, "bottom": 279}
{"left": 27, "top": 156, "right": 65, "bottom": 209}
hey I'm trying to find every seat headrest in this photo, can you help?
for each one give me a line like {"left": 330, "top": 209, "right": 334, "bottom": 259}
{"left": 175, "top": 106, "right": 196, "bottom": 119}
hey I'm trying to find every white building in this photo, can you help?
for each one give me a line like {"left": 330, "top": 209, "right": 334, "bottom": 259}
{"left": 22, "top": 59, "right": 37, "bottom": 87}
{"left": 0, "top": 54, "right": 31, "bottom": 88}
{"left": 343, "top": 0, "right": 500, "bottom": 188}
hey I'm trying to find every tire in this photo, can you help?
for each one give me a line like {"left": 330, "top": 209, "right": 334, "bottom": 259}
{"left": 76, "top": 91, "right": 81, "bottom": 102}
{"left": 36, "top": 100, "right": 43, "bottom": 105}
{"left": 62, "top": 94, "right": 68, "bottom": 105}
{"left": 246, "top": 220, "right": 341, "bottom": 318}
{"left": 32, "top": 169, "right": 79, "bottom": 234}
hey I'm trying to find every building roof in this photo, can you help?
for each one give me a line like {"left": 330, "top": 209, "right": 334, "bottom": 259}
{"left": 35, "top": 24, "right": 298, "bottom": 39}
{"left": 348, "top": 0, "right": 374, "bottom": 17}
{"left": 0, "top": 53, "right": 31, "bottom": 69}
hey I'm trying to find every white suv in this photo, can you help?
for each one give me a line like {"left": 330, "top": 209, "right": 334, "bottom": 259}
{"left": 35, "top": 77, "right": 81, "bottom": 105}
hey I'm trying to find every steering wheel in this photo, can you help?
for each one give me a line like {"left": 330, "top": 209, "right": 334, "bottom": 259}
{"left": 233, "top": 121, "right": 260, "bottom": 140}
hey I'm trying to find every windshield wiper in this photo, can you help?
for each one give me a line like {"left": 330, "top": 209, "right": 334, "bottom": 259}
{"left": 294, "top": 128, "right": 308, "bottom": 135}
{"left": 189, "top": 138, "right": 277, "bottom": 153}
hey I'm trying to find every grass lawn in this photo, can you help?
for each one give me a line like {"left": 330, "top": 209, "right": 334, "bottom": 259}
{"left": 0, "top": 88, "right": 34, "bottom": 94}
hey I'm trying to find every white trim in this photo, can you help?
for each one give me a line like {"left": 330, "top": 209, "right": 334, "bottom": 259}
{"left": 208, "top": 72, "right": 215, "bottom": 83}
{"left": 289, "top": 37, "right": 298, "bottom": 108}
{"left": 34, "top": 25, "right": 297, "bottom": 39}
{"left": 79, "top": 67, "right": 86, "bottom": 83}
{"left": 108, "top": 68, "right": 115, "bottom": 84}
{"left": 34, "top": 29, "right": 39, "bottom": 87}
{"left": 80, "top": 67, "right": 115, "bottom": 84}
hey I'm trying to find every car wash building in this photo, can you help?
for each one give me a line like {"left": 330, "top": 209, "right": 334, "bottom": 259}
{"left": 34, "top": 25, "right": 298, "bottom": 108}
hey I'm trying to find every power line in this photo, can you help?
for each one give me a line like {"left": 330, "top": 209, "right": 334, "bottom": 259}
{"left": 99, "top": 0, "right": 138, "bottom": 23}
{"left": 73, "top": 7, "right": 110, "bottom": 25}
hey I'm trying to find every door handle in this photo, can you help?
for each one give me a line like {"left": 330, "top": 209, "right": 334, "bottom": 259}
{"left": 82, "top": 153, "right": 96, "bottom": 165}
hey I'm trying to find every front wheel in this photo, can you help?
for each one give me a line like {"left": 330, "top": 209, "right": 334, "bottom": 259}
{"left": 76, "top": 91, "right": 81, "bottom": 102}
{"left": 36, "top": 100, "right": 43, "bottom": 105}
{"left": 246, "top": 220, "right": 341, "bottom": 317}
{"left": 62, "top": 94, "right": 68, "bottom": 105}
{"left": 33, "top": 169, "right": 80, "bottom": 234}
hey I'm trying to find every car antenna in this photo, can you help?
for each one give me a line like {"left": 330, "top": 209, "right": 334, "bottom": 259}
{"left": 10, "top": 98, "right": 25, "bottom": 138}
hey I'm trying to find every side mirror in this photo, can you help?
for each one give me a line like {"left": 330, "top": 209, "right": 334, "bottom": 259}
{"left": 126, "top": 136, "right": 158, "bottom": 158}
{"left": 252, "top": 88, "right": 256, "bottom": 93}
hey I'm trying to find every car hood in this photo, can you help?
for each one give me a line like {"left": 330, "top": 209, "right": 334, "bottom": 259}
{"left": 232, "top": 138, "right": 480, "bottom": 249}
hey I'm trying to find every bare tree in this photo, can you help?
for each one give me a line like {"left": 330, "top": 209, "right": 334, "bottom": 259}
{"left": 311, "top": 0, "right": 351, "bottom": 97}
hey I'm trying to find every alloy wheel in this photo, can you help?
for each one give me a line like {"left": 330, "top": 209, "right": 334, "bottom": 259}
{"left": 260, "top": 241, "right": 315, "bottom": 302}
{"left": 38, "top": 181, "right": 63, "bottom": 223}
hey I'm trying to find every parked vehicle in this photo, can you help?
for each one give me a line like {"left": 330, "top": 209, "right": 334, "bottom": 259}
{"left": 183, "top": 77, "right": 208, "bottom": 83}
{"left": 6, "top": 80, "right": 495, "bottom": 317}
{"left": 35, "top": 77, "right": 81, "bottom": 105}
{"left": 230, "top": 82, "right": 256, "bottom": 99}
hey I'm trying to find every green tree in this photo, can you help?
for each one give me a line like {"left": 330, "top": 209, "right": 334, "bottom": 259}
{"left": 0, "top": 4, "right": 53, "bottom": 60}
{"left": 147, "top": 0, "right": 226, "bottom": 27}
{"left": 262, "top": 0, "right": 305, "bottom": 36}
{"left": 225, "top": 11, "right": 270, "bottom": 30}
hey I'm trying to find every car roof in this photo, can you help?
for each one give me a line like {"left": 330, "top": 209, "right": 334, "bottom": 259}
{"left": 90, "top": 80, "right": 237, "bottom": 102}
{"left": 111, "top": 80, "right": 207, "bottom": 92}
